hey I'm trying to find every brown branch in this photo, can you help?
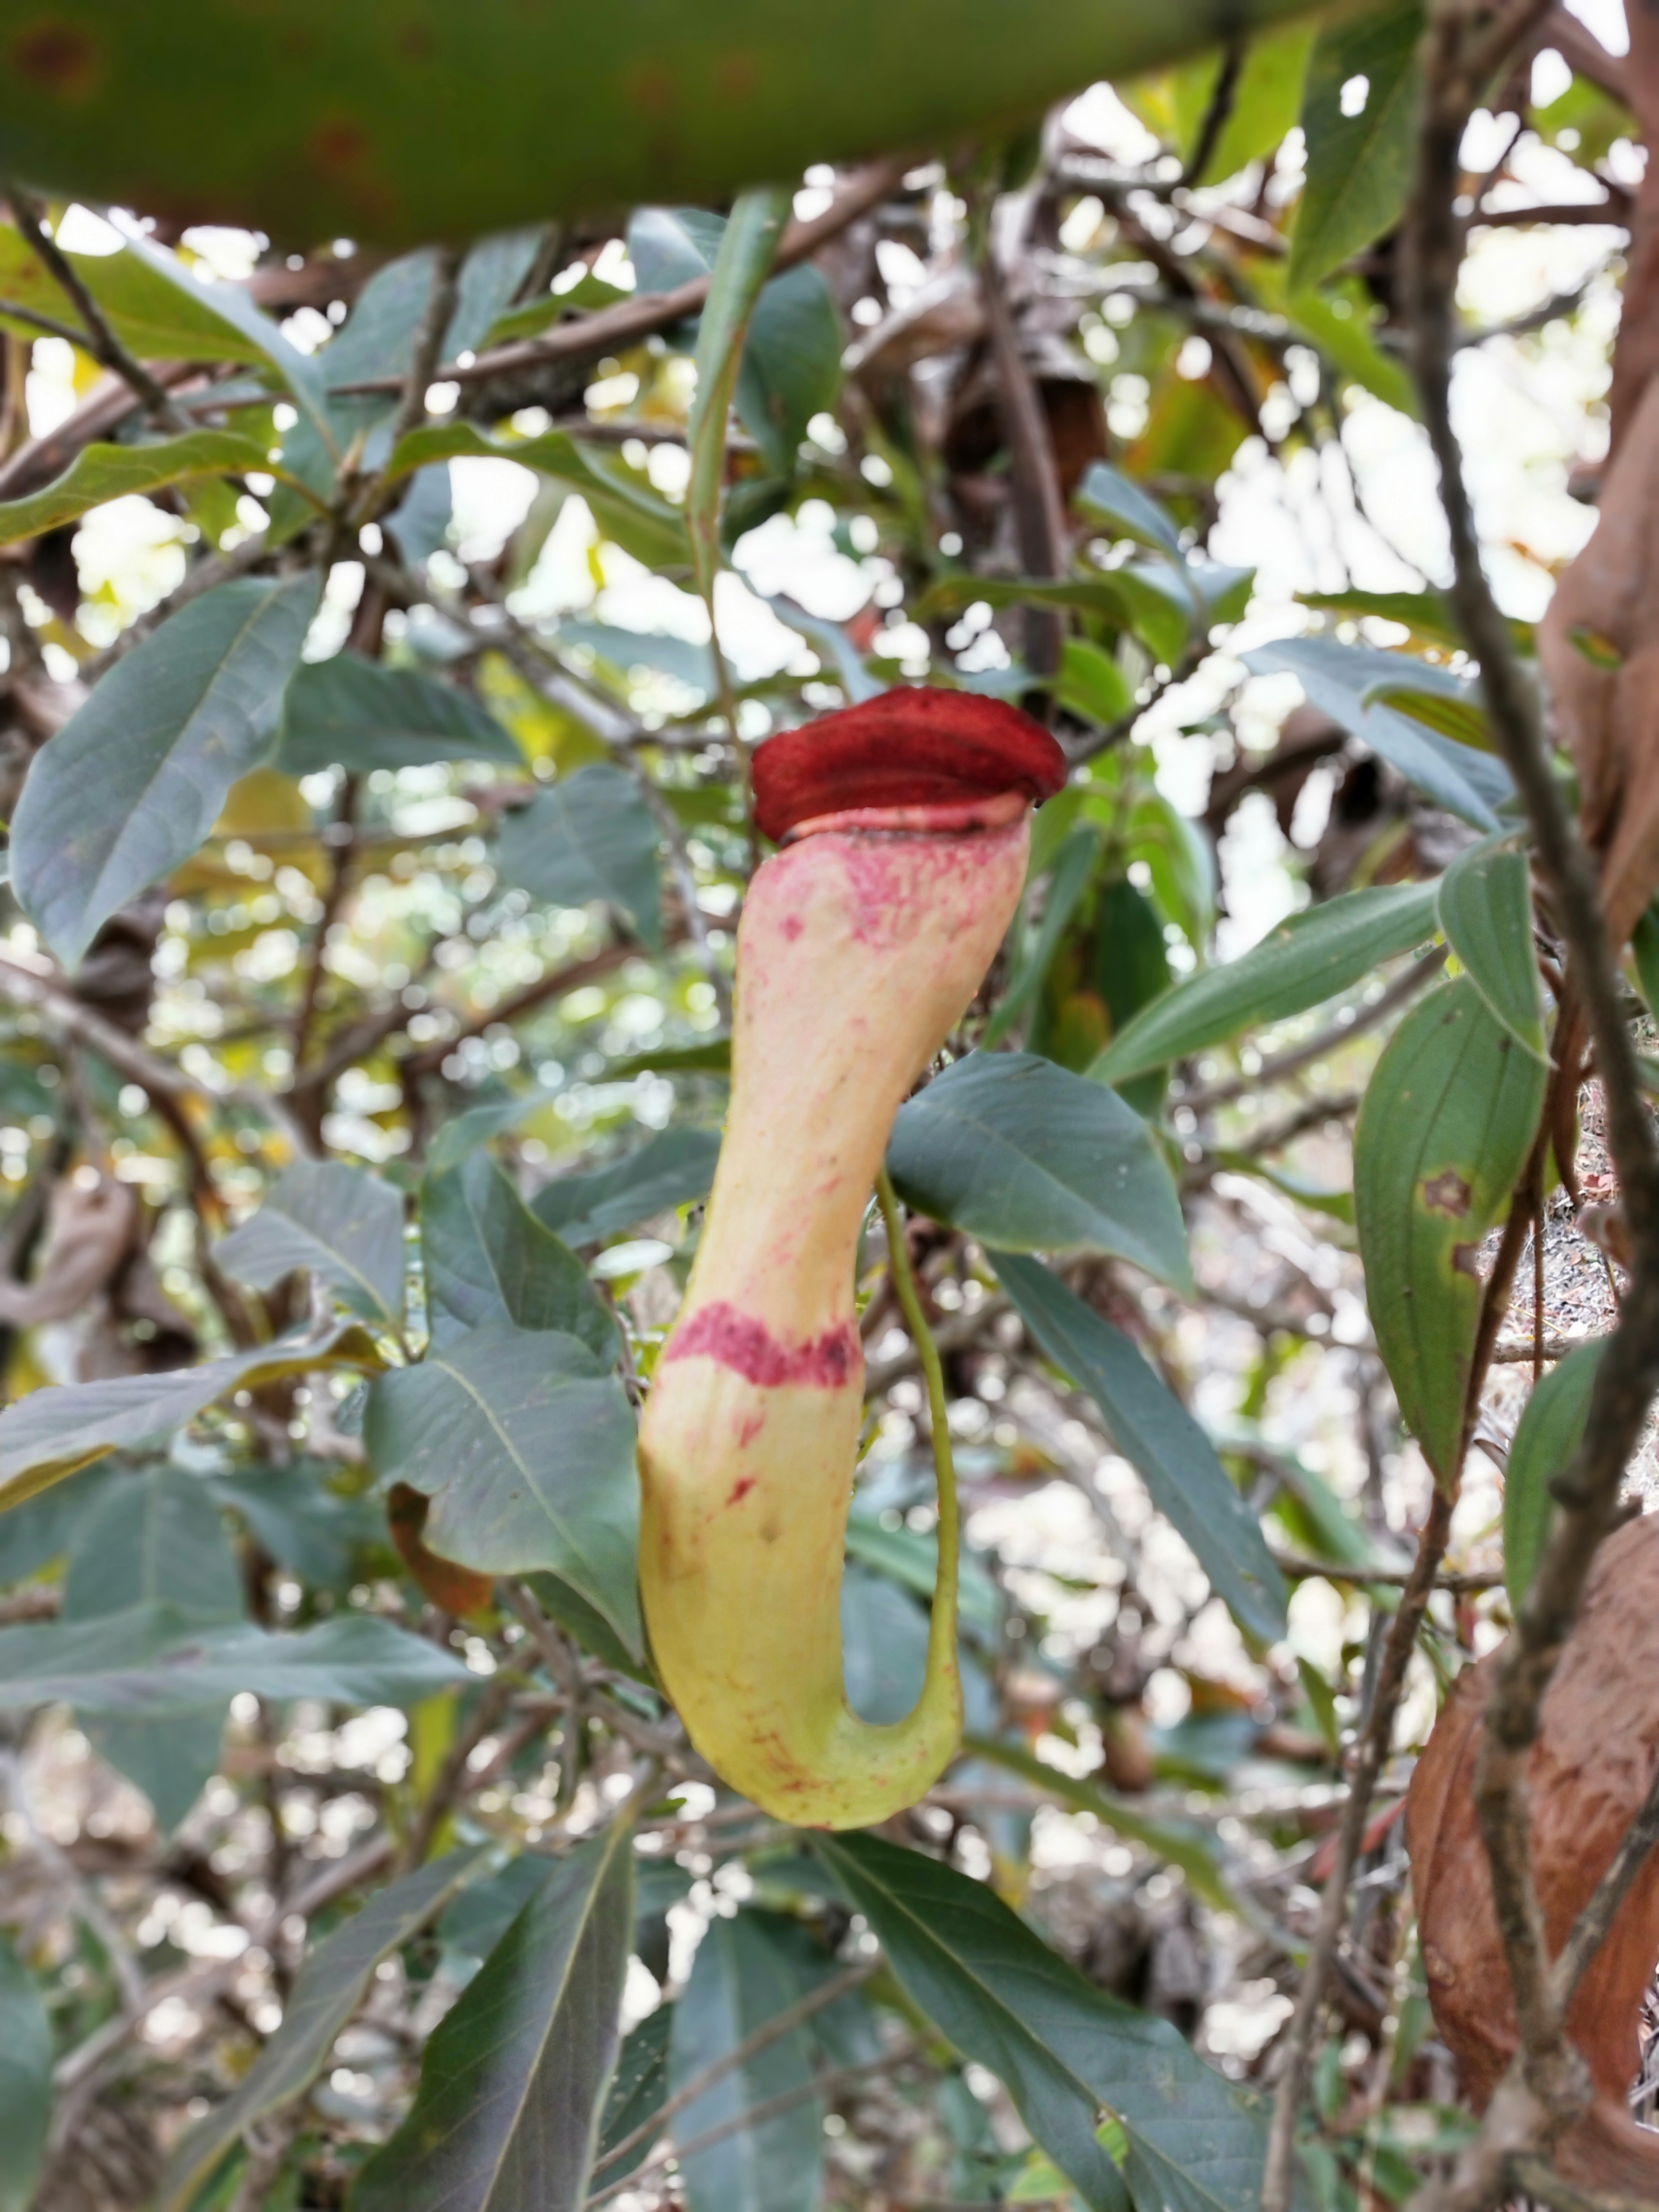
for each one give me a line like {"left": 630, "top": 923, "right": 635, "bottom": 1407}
{"left": 4, "top": 186, "right": 190, "bottom": 432}
{"left": 328, "top": 159, "right": 909, "bottom": 398}
{"left": 979, "top": 244, "right": 1067, "bottom": 681}
{"left": 1268, "top": 1548, "right": 1503, "bottom": 1595}
{"left": 590, "top": 1960, "right": 874, "bottom": 2179}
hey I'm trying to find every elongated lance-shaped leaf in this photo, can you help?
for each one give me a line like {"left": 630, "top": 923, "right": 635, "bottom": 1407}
{"left": 817, "top": 1832, "right": 1288, "bottom": 2212}
{"left": 669, "top": 1910, "right": 824, "bottom": 2212}
{"left": 1074, "top": 461, "right": 1186, "bottom": 568}
{"left": 532, "top": 1126, "right": 722, "bottom": 1250}
{"left": 0, "top": 1322, "right": 380, "bottom": 1508}
{"left": 1354, "top": 977, "right": 1547, "bottom": 1486}
{"left": 0, "top": 1602, "right": 469, "bottom": 1714}
{"left": 12, "top": 572, "right": 321, "bottom": 969}
{"left": 1436, "top": 842, "right": 1548, "bottom": 1061}
{"left": 962, "top": 1731, "right": 1242, "bottom": 1915}
{"left": 0, "top": 1939, "right": 49, "bottom": 2212}
{"left": 1244, "top": 636, "right": 1512, "bottom": 829}
{"left": 1504, "top": 1339, "right": 1607, "bottom": 1610}
{"left": 380, "top": 422, "right": 689, "bottom": 573}
{"left": 1088, "top": 882, "right": 1442, "bottom": 1089}
{"left": 993, "top": 1253, "right": 1286, "bottom": 1643}
{"left": 159, "top": 1849, "right": 486, "bottom": 2212}
{"left": 0, "top": 432, "right": 313, "bottom": 547}
{"left": 1289, "top": 1, "right": 1424, "bottom": 292}
{"left": 686, "top": 186, "right": 791, "bottom": 605}
{"left": 352, "top": 1819, "right": 635, "bottom": 2212}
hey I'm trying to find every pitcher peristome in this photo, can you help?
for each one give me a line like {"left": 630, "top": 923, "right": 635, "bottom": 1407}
{"left": 637, "top": 688, "right": 1066, "bottom": 1826}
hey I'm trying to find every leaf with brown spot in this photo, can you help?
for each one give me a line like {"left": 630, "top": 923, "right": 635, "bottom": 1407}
{"left": 1354, "top": 976, "right": 1545, "bottom": 1484}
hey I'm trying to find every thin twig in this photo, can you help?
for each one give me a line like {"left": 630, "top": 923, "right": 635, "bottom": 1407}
{"left": 1187, "top": 946, "right": 1449, "bottom": 1111}
{"left": 1268, "top": 1548, "right": 1503, "bottom": 1595}
{"left": 585, "top": 2047, "right": 905, "bottom": 2208}
{"left": 4, "top": 185, "right": 189, "bottom": 431}
{"left": 0, "top": 947, "right": 315, "bottom": 1159}
{"left": 331, "top": 159, "right": 910, "bottom": 397}
{"left": 590, "top": 1960, "right": 873, "bottom": 2178}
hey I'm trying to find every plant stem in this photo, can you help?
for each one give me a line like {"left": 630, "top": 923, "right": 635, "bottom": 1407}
{"left": 877, "top": 1168, "right": 962, "bottom": 1673}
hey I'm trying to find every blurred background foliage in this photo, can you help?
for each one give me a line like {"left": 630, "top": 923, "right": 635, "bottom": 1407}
{"left": 0, "top": 3, "right": 1644, "bottom": 2209}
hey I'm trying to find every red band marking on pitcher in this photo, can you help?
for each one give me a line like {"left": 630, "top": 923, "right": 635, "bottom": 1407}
{"left": 664, "top": 1301, "right": 859, "bottom": 1389}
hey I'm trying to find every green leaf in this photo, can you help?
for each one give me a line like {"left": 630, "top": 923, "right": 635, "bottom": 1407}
{"left": 962, "top": 1732, "right": 1240, "bottom": 1914}
{"left": 216, "top": 1159, "right": 408, "bottom": 1325}
{"left": 1436, "top": 842, "right": 1547, "bottom": 1061}
{"left": 1254, "top": 264, "right": 1418, "bottom": 418}
{"left": 64, "top": 1463, "right": 242, "bottom": 1829}
{"left": 0, "top": 1322, "right": 378, "bottom": 1509}
{"left": 1, "top": 4, "right": 1323, "bottom": 250}
{"left": 596, "top": 2007, "right": 673, "bottom": 2184}
{"left": 362, "top": 1323, "right": 643, "bottom": 1660}
{"left": 1088, "top": 882, "right": 1442, "bottom": 1087}
{"left": 0, "top": 221, "right": 284, "bottom": 371}
{"left": 210, "top": 1464, "right": 382, "bottom": 1591}
{"left": 117, "top": 229, "right": 336, "bottom": 448}
{"left": 495, "top": 767, "right": 663, "bottom": 947}
{"left": 531, "top": 1126, "right": 722, "bottom": 1248}
{"left": 1056, "top": 637, "right": 1135, "bottom": 727}
{"left": 0, "top": 430, "right": 305, "bottom": 547}
{"left": 1074, "top": 462, "right": 1186, "bottom": 567}
{"left": 12, "top": 571, "right": 321, "bottom": 969}
{"left": 670, "top": 1910, "right": 825, "bottom": 2212}
{"left": 1354, "top": 977, "right": 1546, "bottom": 1484}
{"left": 630, "top": 208, "right": 842, "bottom": 477}
{"left": 1176, "top": 23, "right": 1314, "bottom": 184}
{"left": 1504, "top": 1340, "right": 1606, "bottom": 1610}
{"left": 816, "top": 1832, "right": 1283, "bottom": 2212}
{"left": 685, "top": 186, "right": 791, "bottom": 600}
{"left": 352, "top": 1820, "right": 635, "bottom": 2212}
{"left": 1289, "top": 2, "right": 1424, "bottom": 293}
{"left": 381, "top": 423, "right": 688, "bottom": 573}
{"left": 65, "top": 1462, "right": 240, "bottom": 1625}
{"left": 1633, "top": 897, "right": 1659, "bottom": 1020}
{"left": 844, "top": 1509, "right": 1002, "bottom": 1645}
{"left": 0, "top": 1602, "right": 469, "bottom": 1715}
{"left": 158, "top": 1849, "right": 486, "bottom": 2212}
{"left": 738, "top": 261, "right": 843, "bottom": 478}
{"left": 1243, "top": 637, "right": 1513, "bottom": 829}
{"left": 420, "top": 1152, "right": 615, "bottom": 1357}
{"left": 888, "top": 1053, "right": 1192, "bottom": 1292}
{"left": 274, "top": 653, "right": 524, "bottom": 776}
{"left": 0, "top": 1939, "right": 49, "bottom": 2212}
{"left": 994, "top": 1253, "right": 1287, "bottom": 1643}
{"left": 985, "top": 829, "right": 1099, "bottom": 1048}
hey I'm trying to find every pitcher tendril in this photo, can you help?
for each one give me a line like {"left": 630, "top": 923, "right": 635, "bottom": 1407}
{"left": 875, "top": 1164, "right": 961, "bottom": 1710}
{"left": 637, "top": 688, "right": 1065, "bottom": 1827}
